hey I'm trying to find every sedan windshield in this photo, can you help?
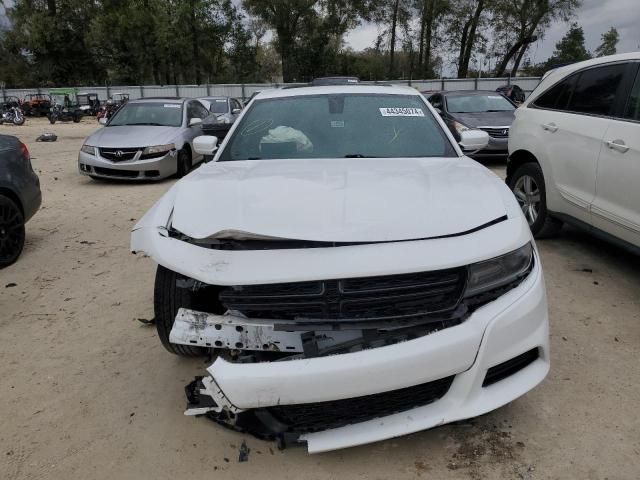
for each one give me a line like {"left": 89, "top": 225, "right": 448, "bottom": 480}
{"left": 108, "top": 102, "right": 183, "bottom": 127}
{"left": 446, "top": 94, "right": 515, "bottom": 113}
{"left": 219, "top": 93, "right": 456, "bottom": 161}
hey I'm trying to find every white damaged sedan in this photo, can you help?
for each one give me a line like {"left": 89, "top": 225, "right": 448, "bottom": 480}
{"left": 131, "top": 85, "right": 549, "bottom": 453}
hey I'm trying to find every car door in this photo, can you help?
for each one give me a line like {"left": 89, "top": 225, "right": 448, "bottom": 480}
{"left": 591, "top": 63, "right": 640, "bottom": 248}
{"left": 184, "top": 101, "right": 209, "bottom": 162}
{"left": 528, "top": 62, "right": 627, "bottom": 224}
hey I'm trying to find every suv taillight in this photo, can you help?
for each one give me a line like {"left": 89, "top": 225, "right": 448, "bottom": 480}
{"left": 19, "top": 142, "right": 30, "bottom": 162}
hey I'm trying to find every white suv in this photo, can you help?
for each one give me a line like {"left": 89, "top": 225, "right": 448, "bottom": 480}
{"left": 507, "top": 53, "right": 640, "bottom": 253}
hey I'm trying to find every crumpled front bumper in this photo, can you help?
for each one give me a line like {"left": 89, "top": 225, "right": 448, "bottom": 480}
{"left": 177, "top": 253, "right": 549, "bottom": 453}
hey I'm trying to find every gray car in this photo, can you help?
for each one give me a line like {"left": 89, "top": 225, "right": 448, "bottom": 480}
{"left": 0, "top": 135, "right": 42, "bottom": 268}
{"left": 427, "top": 90, "right": 517, "bottom": 159}
{"left": 198, "top": 96, "right": 243, "bottom": 125}
{"left": 78, "top": 98, "right": 211, "bottom": 180}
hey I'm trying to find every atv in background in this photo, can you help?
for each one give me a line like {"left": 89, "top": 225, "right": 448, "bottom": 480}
{"left": 22, "top": 94, "right": 52, "bottom": 117}
{"left": 76, "top": 93, "right": 101, "bottom": 116}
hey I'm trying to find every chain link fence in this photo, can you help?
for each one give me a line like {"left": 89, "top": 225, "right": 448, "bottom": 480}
{"left": 1, "top": 77, "right": 542, "bottom": 103}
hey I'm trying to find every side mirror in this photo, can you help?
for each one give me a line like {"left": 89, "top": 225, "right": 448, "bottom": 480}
{"left": 458, "top": 130, "right": 489, "bottom": 154}
{"left": 189, "top": 117, "right": 202, "bottom": 127}
{"left": 231, "top": 108, "right": 242, "bottom": 115}
{"left": 193, "top": 135, "right": 219, "bottom": 156}
{"left": 98, "top": 117, "right": 107, "bottom": 125}
{"left": 434, "top": 107, "right": 443, "bottom": 115}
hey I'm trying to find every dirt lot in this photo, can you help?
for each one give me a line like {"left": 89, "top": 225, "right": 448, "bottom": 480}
{"left": 1, "top": 118, "right": 639, "bottom": 480}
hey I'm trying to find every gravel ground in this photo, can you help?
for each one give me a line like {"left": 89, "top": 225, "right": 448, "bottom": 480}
{"left": 1, "top": 118, "right": 639, "bottom": 480}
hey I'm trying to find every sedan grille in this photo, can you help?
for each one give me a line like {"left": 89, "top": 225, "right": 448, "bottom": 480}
{"left": 99, "top": 147, "right": 140, "bottom": 162}
{"left": 218, "top": 268, "right": 466, "bottom": 324}
{"left": 478, "top": 127, "right": 509, "bottom": 139}
{"left": 268, "top": 375, "right": 454, "bottom": 433}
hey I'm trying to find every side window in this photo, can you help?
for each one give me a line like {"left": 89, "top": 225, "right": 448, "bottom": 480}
{"left": 533, "top": 75, "right": 575, "bottom": 111}
{"left": 624, "top": 70, "right": 640, "bottom": 121}
{"left": 188, "top": 101, "right": 209, "bottom": 119}
{"left": 231, "top": 99, "right": 242, "bottom": 111}
{"left": 429, "top": 95, "right": 443, "bottom": 109}
{"left": 567, "top": 64, "right": 626, "bottom": 116}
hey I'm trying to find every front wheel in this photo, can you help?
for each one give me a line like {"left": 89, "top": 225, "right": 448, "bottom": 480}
{"left": 73, "top": 113, "right": 81, "bottom": 123}
{"left": 48, "top": 114, "right": 57, "bottom": 124}
{"left": 154, "top": 265, "right": 206, "bottom": 356}
{"left": 176, "top": 148, "right": 192, "bottom": 178}
{"left": 508, "top": 162, "right": 562, "bottom": 238}
{"left": 13, "top": 114, "right": 25, "bottom": 126}
{"left": 0, "top": 195, "right": 26, "bottom": 269}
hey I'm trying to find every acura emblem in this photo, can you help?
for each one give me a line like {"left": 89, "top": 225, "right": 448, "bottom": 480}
{"left": 115, "top": 150, "right": 123, "bottom": 158}
{"left": 502, "top": 129, "right": 508, "bottom": 136}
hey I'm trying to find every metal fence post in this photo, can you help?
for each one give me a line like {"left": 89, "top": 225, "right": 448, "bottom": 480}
{"left": 241, "top": 84, "right": 246, "bottom": 101}
{"left": 441, "top": 78, "right": 445, "bottom": 90}
{"left": 106, "top": 84, "right": 110, "bottom": 100}
{"left": 474, "top": 77, "right": 478, "bottom": 90}
{"left": 206, "top": 83, "right": 211, "bottom": 96}
{"left": 175, "top": 84, "right": 180, "bottom": 97}
{"left": 140, "top": 85, "right": 144, "bottom": 98}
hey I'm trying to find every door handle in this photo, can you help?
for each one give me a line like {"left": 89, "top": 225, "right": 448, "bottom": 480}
{"left": 605, "top": 139, "right": 630, "bottom": 153}
{"left": 542, "top": 122, "right": 558, "bottom": 133}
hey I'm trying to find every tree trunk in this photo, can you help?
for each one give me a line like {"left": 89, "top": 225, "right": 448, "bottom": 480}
{"left": 47, "top": 0, "right": 56, "bottom": 16}
{"left": 457, "top": 19, "right": 471, "bottom": 77}
{"left": 417, "top": 0, "right": 428, "bottom": 74}
{"left": 388, "top": 0, "right": 400, "bottom": 79}
{"left": 424, "top": 0, "right": 435, "bottom": 78}
{"left": 189, "top": 0, "right": 201, "bottom": 84}
{"left": 511, "top": 43, "right": 529, "bottom": 76}
{"left": 459, "top": 0, "right": 484, "bottom": 78}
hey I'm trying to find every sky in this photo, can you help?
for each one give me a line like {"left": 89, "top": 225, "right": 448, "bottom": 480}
{"left": 345, "top": 0, "right": 640, "bottom": 72}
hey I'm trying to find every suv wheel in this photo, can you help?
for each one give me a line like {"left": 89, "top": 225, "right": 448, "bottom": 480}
{"left": 0, "top": 195, "right": 26, "bottom": 269}
{"left": 508, "top": 162, "right": 563, "bottom": 238}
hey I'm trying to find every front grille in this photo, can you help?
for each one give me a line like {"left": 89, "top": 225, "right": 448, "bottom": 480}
{"left": 478, "top": 127, "right": 509, "bottom": 138}
{"left": 93, "top": 166, "right": 139, "bottom": 178}
{"left": 268, "top": 375, "right": 454, "bottom": 433}
{"left": 99, "top": 147, "right": 140, "bottom": 162}
{"left": 483, "top": 348, "right": 539, "bottom": 387}
{"left": 219, "top": 268, "right": 466, "bottom": 323}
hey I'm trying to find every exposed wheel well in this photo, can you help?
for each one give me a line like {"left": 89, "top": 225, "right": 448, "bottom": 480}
{"left": 507, "top": 150, "right": 539, "bottom": 184}
{"left": 0, "top": 187, "right": 23, "bottom": 216}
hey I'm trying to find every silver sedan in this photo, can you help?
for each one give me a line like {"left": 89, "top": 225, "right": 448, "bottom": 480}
{"left": 78, "top": 98, "right": 211, "bottom": 181}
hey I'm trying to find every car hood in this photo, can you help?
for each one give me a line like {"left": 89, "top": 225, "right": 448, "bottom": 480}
{"left": 86, "top": 125, "right": 180, "bottom": 148}
{"left": 170, "top": 157, "right": 509, "bottom": 243}
{"left": 449, "top": 111, "right": 515, "bottom": 128}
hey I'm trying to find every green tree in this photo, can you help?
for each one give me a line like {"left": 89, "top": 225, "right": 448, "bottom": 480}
{"left": 492, "top": 0, "right": 580, "bottom": 77}
{"left": 414, "top": 0, "right": 449, "bottom": 78}
{"left": 547, "top": 21, "right": 590, "bottom": 66}
{"left": 594, "top": 27, "right": 619, "bottom": 57}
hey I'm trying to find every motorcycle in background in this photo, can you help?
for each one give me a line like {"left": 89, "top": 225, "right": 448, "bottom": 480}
{"left": 0, "top": 105, "right": 26, "bottom": 125}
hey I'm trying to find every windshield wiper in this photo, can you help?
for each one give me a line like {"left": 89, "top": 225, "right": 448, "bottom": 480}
{"left": 344, "top": 154, "right": 377, "bottom": 158}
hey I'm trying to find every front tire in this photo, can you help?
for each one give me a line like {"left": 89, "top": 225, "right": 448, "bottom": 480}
{"left": 508, "top": 162, "right": 563, "bottom": 238}
{"left": 176, "top": 148, "right": 192, "bottom": 178}
{"left": 48, "top": 114, "right": 57, "bottom": 124}
{"left": 153, "top": 265, "right": 206, "bottom": 356}
{"left": 13, "top": 115, "right": 25, "bottom": 126}
{"left": 0, "top": 195, "right": 26, "bottom": 269}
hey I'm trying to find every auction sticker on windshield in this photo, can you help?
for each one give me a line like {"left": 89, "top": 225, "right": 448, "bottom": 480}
{"left": 379, "top": 107, "right": 425, "bottom": 117}
{"left": 164, "top": 104, "right": 181, "bottom": 108}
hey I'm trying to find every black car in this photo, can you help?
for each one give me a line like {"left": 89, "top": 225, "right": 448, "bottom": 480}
{"left": 496, "top": 84, "right": 526, "bottom": 104}
{"left": 0, "top": 135, "right": 42, "bottom": 268}
{"left": 426, "top": 90, "right": 517, "bottom": 159}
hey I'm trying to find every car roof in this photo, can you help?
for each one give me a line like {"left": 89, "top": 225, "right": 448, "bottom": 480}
{"left": 129, "top": 97, "right": 187, "bottom": 104}
{"left": 255, "top": 84, "right": 418, "bottom": 100}
{"left": 438, "top": 90, "right": 505, "bottom": 96}
{"left": 199, "top": 96, "right": 230, "bottom": 100}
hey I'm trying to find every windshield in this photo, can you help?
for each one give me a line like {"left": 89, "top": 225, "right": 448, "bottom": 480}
{"left": 219, "top": 93, "right": 456, "bottom": 161}
{"left": 208, "top": 99, "right": 229, "bottom": 114}
{"left": 446, "top": 94, "right": 515, "bottom": 113}
{"left": 108, "top": 102, "right": 183, "bottom": 127}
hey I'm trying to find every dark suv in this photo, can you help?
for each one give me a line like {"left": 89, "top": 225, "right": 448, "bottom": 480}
{"left": 0, "top": 135, "right": 42, "bottom": 268}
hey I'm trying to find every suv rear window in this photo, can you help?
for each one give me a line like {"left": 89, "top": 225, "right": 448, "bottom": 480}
{"left": 567, "top": 64, "right": 626, "bottom": 116}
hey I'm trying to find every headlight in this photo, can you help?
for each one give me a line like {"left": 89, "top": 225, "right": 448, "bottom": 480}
{"left": 453, "top": 121, "right": 469, "bottom": 134}
{"left": 80, "top": 144, "right": 96, "bottom": 155}
{"left": 142, "top": 143, "right": 175, "bottom": 156}
{"left": 465, "top": 243, "right": 533, "bottom": 297}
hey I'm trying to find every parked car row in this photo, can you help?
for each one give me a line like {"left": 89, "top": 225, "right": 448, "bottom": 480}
{"left": 5, "top": 53, "right": 639, "bottom": 456}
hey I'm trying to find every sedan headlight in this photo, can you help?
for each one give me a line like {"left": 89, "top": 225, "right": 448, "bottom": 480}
{"left": 465, "top": 243, "right": 533, "bottom": 297}
{"left": 80, "top": 144, "right": 96, "bottom": 155}
{"left": 142, "top": 143, "right": 175, "bottom": 156}
{"left": 453, "top": 121, "right": 469, "bottom": 134}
